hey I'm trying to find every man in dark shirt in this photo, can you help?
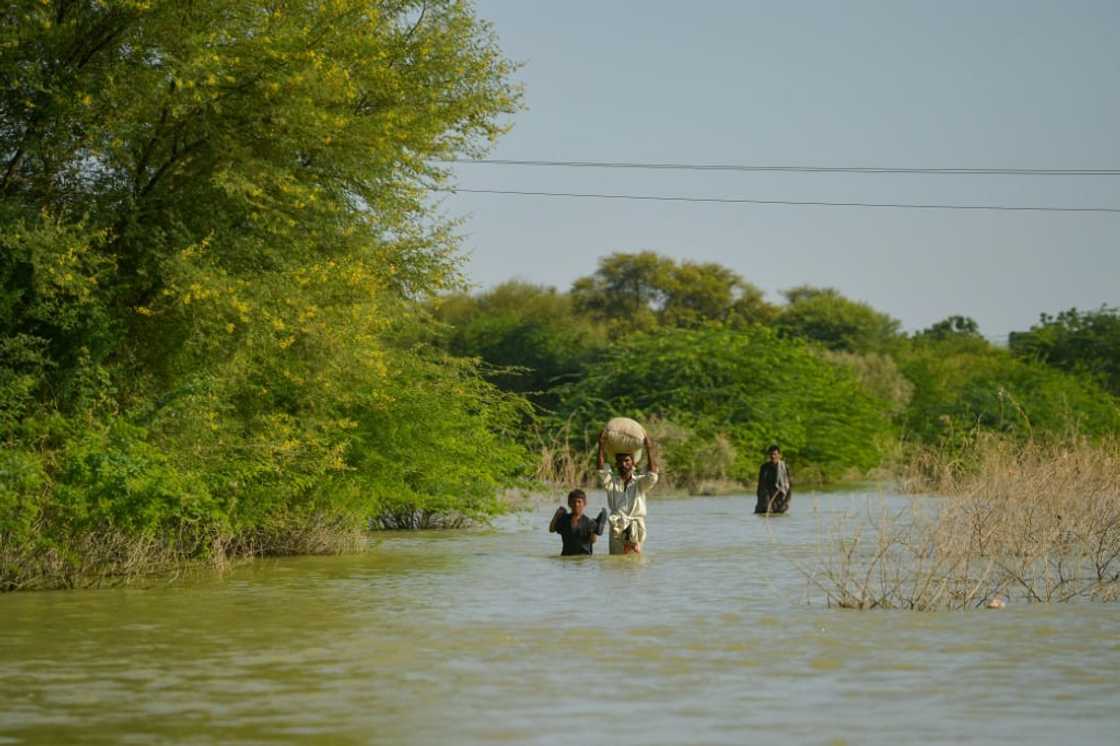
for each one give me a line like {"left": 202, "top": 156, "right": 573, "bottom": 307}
{"left": 755, "top": 445, "right": 792, "bottom": 514}
{"left": 549, "top": 489, "right": 608, "bottom": 556}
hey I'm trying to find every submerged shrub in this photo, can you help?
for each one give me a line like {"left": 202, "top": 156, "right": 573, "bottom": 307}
{"left": 810, "top": 437, "right": 1120, "bottom": 609}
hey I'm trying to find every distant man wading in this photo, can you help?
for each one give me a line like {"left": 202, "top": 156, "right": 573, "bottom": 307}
{"left": 755, "top": 445, "right": 791, "bottom": 514}
{"left": 598, "top": 430, "right": 659, "bottom": 555}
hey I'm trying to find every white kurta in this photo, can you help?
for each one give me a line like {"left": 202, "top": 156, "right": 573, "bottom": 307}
{"left": 599, "top": 468, "right": 658, "bottom": 552}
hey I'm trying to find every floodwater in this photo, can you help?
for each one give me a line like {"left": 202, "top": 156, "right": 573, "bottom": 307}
{"left": 2, "top": 491, "right": 1118, "bottom": 745}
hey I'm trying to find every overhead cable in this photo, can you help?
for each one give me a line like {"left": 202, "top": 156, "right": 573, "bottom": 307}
{"left": 444, "top": 158, "right": 1120, "bottom": 177}
{"left": 443, "top": 188, "right": 1120, "bottom": 214}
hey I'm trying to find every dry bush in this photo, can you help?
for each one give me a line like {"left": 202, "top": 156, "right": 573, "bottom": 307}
{"left": 643, "top": 416, "right": 737, "bottom": 493}
{"left": 533, "top": 422, "right": 595, "bottom": 487}
{"left": 809, "top": 437, "right": 1120, "bottom": 609}
{"left": 226, "top": 513, "right": 365, "bottom": 556}
{"left": 534, "top": 441, "right": 593, "bottom": 487}
{"left": 1, "top": 513, "right": 366, "bottom": 591}
{"left": 0, "top": 526, "right": 212, "bottom": 591}
{"left": 371, "top": 510, "right": 473, "bottom": 530}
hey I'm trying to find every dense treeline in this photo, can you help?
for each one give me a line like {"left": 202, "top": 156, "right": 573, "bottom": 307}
{"left": 1, "top": 0, "right": 525, "bottom": 588}
{"left": 434, "top": 252, "right": 1120, "bottom": 488}
{"left": 3, "top": 3, "right": 1117, "bottom": 590}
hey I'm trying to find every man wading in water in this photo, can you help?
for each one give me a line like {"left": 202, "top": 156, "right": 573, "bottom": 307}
{"left": 598, "top": 430, "right": 659, "bottom": 555}
{"left": 755, "top": 445, "right": 792, "bottom": 514}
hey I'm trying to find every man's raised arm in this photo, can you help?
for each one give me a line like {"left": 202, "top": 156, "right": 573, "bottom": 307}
{"left": 548, "top": 506, "right": 565, "bottom": 533}
{"left": 596, "top": 429, "right": 614, "bottom": 488}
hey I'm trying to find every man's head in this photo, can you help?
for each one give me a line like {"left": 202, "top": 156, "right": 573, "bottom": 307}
{"left": 768, "top": 445, "right": 782, "bottom": 463}
{"left": 615, "top": 452, "right": 636, "bottom": 480}
{"left": 567, "top": 489, "right": 587, "bottom": 516}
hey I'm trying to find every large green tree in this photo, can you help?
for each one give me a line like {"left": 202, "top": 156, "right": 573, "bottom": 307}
{"left": 662, "top": 260, "right": 776, "bottom": 327}
{"left": 1009, "top": 306, "right": 1120, "bottom": 396}
{"left": 774, "top": 285, "right": 902, "bottom": 353}
{"left": 570, "top": 251, "right": 775, "bottom": 331}
{"left": 1, "top": 0, "right": 524, "bottom": 587}
{"left": 434, "top": 281, "right": 608, "bottom": 409}
{"left": 570, "top": 251, "right": 673, "bottom": 330}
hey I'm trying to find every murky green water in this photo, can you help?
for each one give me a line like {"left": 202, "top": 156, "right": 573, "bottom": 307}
{"left": 2, "top": 491, "right": 1118, "bottom": 745}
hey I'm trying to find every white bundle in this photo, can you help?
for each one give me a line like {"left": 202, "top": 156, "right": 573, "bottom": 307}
{"left": 603, "top": 417, "right": 646, "bottom": 465}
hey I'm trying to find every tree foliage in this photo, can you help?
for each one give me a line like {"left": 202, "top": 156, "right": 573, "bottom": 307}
{"left": 1, "top": 0, "right": 526, "bottom": 587}
{"left": 916, "top": 315, "right": 982, "bottom": 341}
{"left": 910, "top": 315, "right": 991, "bottom": 355}
{"left": 570, "top": 251, "right": 775, "bottom": 331}
{"left": 774, "top": 285, "right": 902, "bottom": 353}
{"left": 551, "top": 326, "right": 891, "bottom": 482}
{"left": 1010, "top": 306, "right": 1120, "bottom": 396}
{"left": 434, "top": 281, "right": 608, "bottom": 409}
{"left": 897, "top": 346, "right": 1120, "bottom": 445}
{"left": 435, "top": 251, "right": 1118, "bottom": 486}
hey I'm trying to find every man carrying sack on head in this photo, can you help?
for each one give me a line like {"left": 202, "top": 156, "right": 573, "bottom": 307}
{"left": 597, "top": 427, "right": 659, "bottom": 555}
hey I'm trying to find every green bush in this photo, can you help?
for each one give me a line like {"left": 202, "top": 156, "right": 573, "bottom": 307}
{"left": 435, "top": 282, "right": 608, "bottom": 410}
{"left": 552, "top": 326, "right": 892, "bottom": 483}
{"left": 774, "top": 286, "right": 902, "bottom": 353}
{"left": 897, "top": 345, "right": 1120, "bottom": 446}
{"left": 1010, "top": 306, "right": 1120, "bottom": 396}
{"left": 0, "top": 0, "right": 527, "bottom": 588}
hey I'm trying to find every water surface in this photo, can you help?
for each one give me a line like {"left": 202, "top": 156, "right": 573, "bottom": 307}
{"left": 2, "top": 491, "right": 1118, "bottom": 745}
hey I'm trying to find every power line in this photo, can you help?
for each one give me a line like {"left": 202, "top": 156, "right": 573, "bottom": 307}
{"left": 443, "top": 188, "right": 1120, "bottom": 214}
{"left": 445, "top": 158, "right": 1120, "bottom": 177}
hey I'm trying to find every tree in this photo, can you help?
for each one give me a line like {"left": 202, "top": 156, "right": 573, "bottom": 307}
{"left": 435, "top": 281, "right": 608, "bottom": 409}
{"left": 774, "top": 286, "right": 902, "bottom": 353}
{"left": 553, "top": 326, "right": 892, "bottom": 482}
{"left": 2, "top": 0, "right": 520, "bottom": 389}
{"left": 897, "top": 346, "right": 1120, "bottom": 445}
{"left": 911, "top": 315, "right": 990, "bottom": 354}
{"left": 1010, "top": 306, "right": 1120, "bottom": 396}
{"left": 0, "top": 0, "right": 524, "bottom": 585}
{"left": 662, "top": 260, "right": 776, "bottom": 327}
{"left": 916, "top": 315, "right": 982, "bottom": 340}
{"left": 570, "top": 251, "right": 673, "bottom": 329}
{"left": 570, "top": 251, "right": 776, "bottom": 330}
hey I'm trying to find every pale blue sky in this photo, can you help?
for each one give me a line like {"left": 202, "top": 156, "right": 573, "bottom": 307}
{"left": 439, "top": 0, "right": 1119, "bottom": 337}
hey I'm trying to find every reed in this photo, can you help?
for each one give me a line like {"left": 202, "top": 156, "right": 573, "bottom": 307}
{"left": 809, "top": 436, "right": 1120, "bottom": 609}
{"left": 533, "top": 421, "right": 596, "bottom": 487}
{"left": 1, "top": 526, "right": 208, "bottom": 591}
{"left": 371, "top": 510, "right": 473, "bottom": 530}
{"left": 0, "top": 512, "right": 367, "bottom": 591}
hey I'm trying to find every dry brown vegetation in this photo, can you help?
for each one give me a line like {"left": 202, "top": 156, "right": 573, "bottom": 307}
{"left": 809, "top": 436, "right": 1120, "bottom": 609}
{"left": 0, "top": 530, "right": 189, "bottom": 591}
{"left": 0, "top": 513, "right": 366, "bottom": 592}
{"left": 533, "top": 426, "right": 595, "bottom": 488}
{"left": 371, "top": 510, "right": 474, "bottom": 530}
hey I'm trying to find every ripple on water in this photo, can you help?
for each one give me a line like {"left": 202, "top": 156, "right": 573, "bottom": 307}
{"left": 1, "top": 493, "right": 1119, "bottom": 745}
